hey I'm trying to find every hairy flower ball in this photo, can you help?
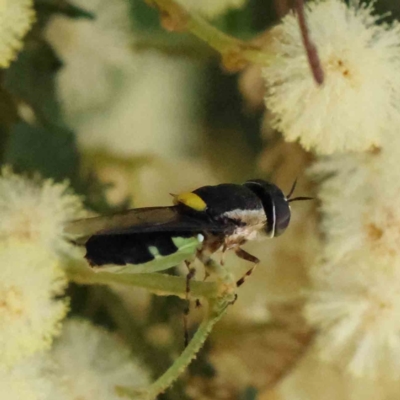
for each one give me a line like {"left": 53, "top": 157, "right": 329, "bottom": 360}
{"left": 263, "top": 0, "right": 400, "bottom": 154}
{"left": 306, "top": 256, "right": 400, "bottom": 377}
{"left": 305, "top": 145, "right": 400, "bottom": 377}
{"left": 0, "top": 168, "right": 85, "bottom": 255}
{"left": 51, "top": 319, "right": 150, "bottom": 400}
{"left": 177, "top": 0, "right": 247, "bottom": 18}
{"left": 0, "top": 241, "right": 68, "bottom": 367}
{"left": 0, "top": 354, "right": 65, "bottom": 400}
{"left": 0, "top": 0, "right": 35, "bottom": 68}
{"left": 45, "top": 0, "right": 134, "bottom": 121}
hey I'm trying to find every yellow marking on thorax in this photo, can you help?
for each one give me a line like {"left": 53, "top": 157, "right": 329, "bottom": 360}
{"left": 172, "top": 192, "right": 207, "bottom": 211}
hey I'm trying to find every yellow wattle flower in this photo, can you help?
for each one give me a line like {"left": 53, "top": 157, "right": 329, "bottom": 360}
{"left": 263, "top": 0, "right": 400, "bottom": 155}
{"left": 52, "top": 319, "right": 150, "bottom": 399}
{"left": 0, "top": 167, "right": 86, "bottom": 256}
{"left": 0, "top": 0, "right": 36, "bottom": 68}
{"left": 0, "top": 240, "right": 68, "bottom": 367}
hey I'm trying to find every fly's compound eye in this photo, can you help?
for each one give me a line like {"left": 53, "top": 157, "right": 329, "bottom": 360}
{"left": 244, "top": 179, "right": 291, "bottom": 237}
{"left": 272, "top": 196, "right": 291, "bottom": 237}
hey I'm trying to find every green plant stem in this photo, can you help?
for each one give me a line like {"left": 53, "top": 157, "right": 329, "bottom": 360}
{"left": 66, "top": 256, "right": 236, "bottom": 399}
{"left": 149, "top": 0, "right": 272, "bottom": 65}
{"left": 149, "top": 298, "right": 228, "bottom": 398}
{"left": 66, "top": 261, "right": 220, "bottom": 300}
{"left": 97, "top": 287, "right": 176, "bottom": 380}
{"left": 117, "top": 298, "right": 231, "bottom": 399}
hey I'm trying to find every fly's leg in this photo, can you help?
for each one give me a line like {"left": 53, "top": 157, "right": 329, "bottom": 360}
{"left": 197, "top": 248, "right": 236, "bottom": 304}
{"left": 195, "top": 270, "right": 210, "bottom": 308}
{"left": 183, "top": 260, "right": 196, "bottom": 347}
{"left": 235, "top": 248, "right": 260, "bottom": 287}
{"left": 220, "top": 243, "right": 227, "bottom": 266}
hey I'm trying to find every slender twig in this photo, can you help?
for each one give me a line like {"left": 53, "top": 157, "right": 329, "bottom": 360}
{"left": 67, "top": 258, "right": 236, "bottom": 399}
{"left": 98, "top": 287, "right": 174, "bottom": 379}
{"left": 117, "top": 297, "right": 231, "bottom": 399}
{"left": 147, "top": 0, "right": 272, "bottom": 67}
{"left": 294, "top": 0, "right": 324, "bottom": 85}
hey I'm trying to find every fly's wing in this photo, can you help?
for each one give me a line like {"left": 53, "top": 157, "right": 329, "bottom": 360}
{"left": 65, "top": 207, "right": 185, "bottom": 244}
{"left": 66, "top": 206, "right": 233, "bottom": 243}
{"left": 66, "top": 206, "right": 236, "bottom": 273}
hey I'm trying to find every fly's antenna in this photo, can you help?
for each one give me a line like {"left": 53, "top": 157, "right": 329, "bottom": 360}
{"left": 286, "top": 179, "right": 313, "bottom": 203}
{"left": 286, "top": 178, "right": 298, "bottom": 199}
{"left": 288, "top": 196, "right": 313, "bottom": 203}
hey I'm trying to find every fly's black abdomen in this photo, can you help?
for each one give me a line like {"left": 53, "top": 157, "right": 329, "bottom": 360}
{"left": 85, "top": 231, "right": 194, "bottom": 266}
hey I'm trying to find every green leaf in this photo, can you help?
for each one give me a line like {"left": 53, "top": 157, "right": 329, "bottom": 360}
{"left": 5, "top": 40, "right": 63, "bottom": 125}
{"left": 35, "top": 0, "right": 95, "bottom": 20}
{"left": 4, "top": 121, "right": 79, "bottom": 182}
{"left": 240, "top": 386, "right": 258, "bottom": 400}
{"left": 129, "top": 0, "right": 163, "bottom": 32}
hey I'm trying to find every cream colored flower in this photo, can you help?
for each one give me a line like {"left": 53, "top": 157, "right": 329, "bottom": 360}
{"left": 305, "top": 139, "right": 400, "bottom": 377}
{"left": 0, "top": 168, "right": 85, "bottom": 255}
{"left": 45, "top": 0, "right": 135, "bottom": 121}
{"left": 0, "top": 240, "right": 68, "bottom": 367}
{"left": 263, "top": 0, "right": 400, "bottom": 155}
{"left": 51, "top": 319, "right": 150, "bottom": 400}
{"left": 0, "top": 0, "right": 35, "bottom": 68}
{"left": 177, "top": 0, "right": 247, "bottom": 18}
{"left": 305, "top": 258, "right": 400, "bottom": 377}
{"left": 0, "top": 354, "right": 65, "bottom": 400}
{"left": 76, "top": 53, "right": 201, "bottom": 158}
{"left": 47, "top": 0, "right": 202, "bottom": 159}
{"left": 272, "top": 348, "right": 400, "bottom": 400}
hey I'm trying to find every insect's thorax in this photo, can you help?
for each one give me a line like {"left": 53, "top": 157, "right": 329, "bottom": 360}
{"left": 192, "top": 184, "right": 267, "bottom": 249}
{"left": 223, "top": 209, "right": 267, "bottom": 246}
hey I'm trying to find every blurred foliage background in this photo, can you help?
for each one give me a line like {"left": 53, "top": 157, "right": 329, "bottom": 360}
{"left": 4, "top": 0, "right": 400, "bottom": 399}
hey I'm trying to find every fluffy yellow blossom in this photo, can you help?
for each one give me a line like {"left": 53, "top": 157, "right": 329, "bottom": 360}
{"left": 0, "top": 354, "right": 65, "bottom": 400}
{"left": 0, "top": 168, "right": 85, "bottom": 255}
{"left": 176, "top": 0, "right": 247, "bottom": 18}
{"left": 45, "top": 0, "right": 135, "bottom": 121}
{"left": 0, "top": 241, "right": 68, "bottom": 367}
{"left": 305, "top": 140, "right": 400, "bottom": 377}
{"left": 306, "top": 259, "right": 400, "bottom": 377}
{"left": 263, "top": 0, "right": 400, "bottom": 155}
{"left": 0, "top": 0, "right": 35, "bottom": 68}
{"left": 51, "top": 319, "right": 150, "bottom": 400}
{"left": 75, "top": 54, "right": 201, "bottom": 158}
{"left": 47, "top": 0, "right": 202, "bottom": 159}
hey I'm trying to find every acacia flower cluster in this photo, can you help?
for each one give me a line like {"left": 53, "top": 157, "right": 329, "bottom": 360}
{"left": 303, "top": 139, "right": 400, "bottom": 377}
{"left": 260, "top": 0, "right": 400, "bottom": 379}
{"left": 0, "top": 169, "right": 85, "bottom": 367}
{"left": 0, "top": 241, "right": 67, "bottom": 367}
{"left": 0, "top": 0, "right": 35, "bottom": 68}
{"left": 0, "top": 168, "right": 86, "bottom": 255}
{"left": 0, "top": 319, "right": 150, "bottom": 400}
{"left": 45, "top": 0, "right": 135, "bottom": 121}
{"left": 51, "top": 319, "right": 150, "bottom": 399}
{"left": 263, "top": 0, "right": 400, "bottom": 154}
{"left": 0, "top": 354, "right": 62, "bottom": 400}
{"left": 0, "top": 168, "right": 150, "bottom": 397}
